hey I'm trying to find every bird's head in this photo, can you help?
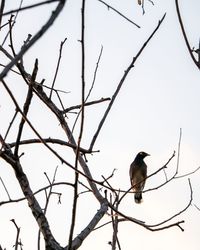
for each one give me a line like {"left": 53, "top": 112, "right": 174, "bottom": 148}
{"left": 137, "top": 151, "right": 150, "bottom": 159}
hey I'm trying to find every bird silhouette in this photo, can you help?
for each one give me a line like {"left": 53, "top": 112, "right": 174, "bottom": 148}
{"left": 129, "top": 151, "right": 150, "bottom": 203}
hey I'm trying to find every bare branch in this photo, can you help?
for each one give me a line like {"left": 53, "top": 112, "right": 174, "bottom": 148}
{"left": 175, "top": 166, "right": 200, "bottom": 179}
{"left": 175, "top": 0, "right": 200, "bottom": 70}
{"left": 62, "top": 97, "right": 111, "bottom": 114}
{"left": 8, "top": 138, "right": 99, "bottom": 154}
{"left": 68, "top": 0, "right": 86, "bottom": 247}
{"left": 49, "top": 37, "right": 67, "bottom": 99}
{"left": 0, "top": 0, "right": 5, "bottom": 29}
{"left": 14, "top": 59, "right": 38, "bottom": 156}
{"left": 89, "top": 13, "right": 166, "bottom": 151}
{"left": 1, "top": 0, "right": 23, "bottom": 46}
{"left": 2, "top": 0, "right": 59, "bottom": 16}
{"left": 38, "top": 167, "right": 59, "bottom": 250}
{"left": 97, "top": 0, "right": 140, "bottom": 28}
{"left": 85, "top": 45, "right": 103, "bottom": 101}
{"left": 10, "top": 219, "right": 21, "bottom": 250}
{"left": 0, "top": 176, "right": 11, "bottom": 200}
{"left": 0, "top": 110, "right": 18, "bottom": 151}
{"left": 0, "top": 181, "right": 73, "bottom": 207}
{"left": 147, "top": 179, "right": 193, "bottom": 229}
{"left": 1, "top": 148, "right": 61, "bottom": 249}
{"left": 0, "top": 0, "right": 66, "bottom": 80}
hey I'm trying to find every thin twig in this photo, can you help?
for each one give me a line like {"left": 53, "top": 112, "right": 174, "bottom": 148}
{"left": 0, "top": 0, "right": 5, "bottom": 29}
{"left": 0, "top": 0, "right": 66, "bottom": 80}
{"left": 49, "top": 37, "right": 67, "bottom": 99}
{"left": 62, "top": 97, "right": 110, "bottom": 114}
{"left": 68, "top": 1, "right": 86, "bottom": 247}
{"left": 70, "top": 46, "right": 104, "bottom": 134}
{"left": 175, "top": 166, "right": 200, "bottom": 179}
{"left": 175, "top": 0, "right": 200, "bottom": 70}
{"left": 0, "top": 181, "right": 73, "bottom": 207}
{"left": 85, "top": 45, "right": 103, "bottom": 102}
{"left": 38, "top": 167, "right": 59, "bottom": 250}
{"left": 2, "top": 0, "right": 59, "bottom": 16}
{"left": 0, "top": 63, "right": 20, "bottom": 74}
{"left": 108, "top": 201, "right": 185, "bottom": 232}
{"left": 0, "top": 110, "right": 18, "bottom": 151}
{"left": 148, "top": 178, "right": 193, "bottom": 230}
{"left": 1, "top": 0, "right": 23, "bottom": 46}
{"left": 14, "top": 59, "right": 38, "bottom": 156}
{"left": 98, "top": 0, "right": 140, "bottom": 28}
{"left": 10, "top": 219, "right": 21, "bottom": 250}
{"left": 89, "top": 13, "right": 166, "bottom": 151}
{"left": 8, "top": 138, "right": 99, "bottom": 154}
{"left": 0, "top": 176, "right": 11, "bottom": 200}
{"left": 8, "top": 14, "right": 16, "bottom": 57}
{"left": 175, "top": 128, "right": 182, "bottom": 174}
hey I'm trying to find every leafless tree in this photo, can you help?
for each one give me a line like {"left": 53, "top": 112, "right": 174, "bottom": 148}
{"left": 0, "top": 1, "right": 199, "bottom": 250}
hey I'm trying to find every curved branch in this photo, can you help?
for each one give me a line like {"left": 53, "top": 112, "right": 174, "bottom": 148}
{"left": 147, "top": 178, "right": 192, "bottom": 230}
{"left": 8, "top": 138, "right": 99, "bottom": 154}
{"left": 175, "top": 0, "right": 200, "bottom": 69}
{"left": 0, "top": 182, "right": 74, "bottom": 207}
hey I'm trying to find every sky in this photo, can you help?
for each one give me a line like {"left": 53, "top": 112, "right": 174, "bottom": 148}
{"left": 0, "top": 0, "right": 200, "bottom": 249}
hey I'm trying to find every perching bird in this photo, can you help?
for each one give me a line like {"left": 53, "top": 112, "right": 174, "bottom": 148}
{"left": 129, "top": 151, "right": 150, "bottom": 203}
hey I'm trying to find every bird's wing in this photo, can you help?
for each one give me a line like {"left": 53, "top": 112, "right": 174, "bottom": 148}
{"left": 130, "top": 161, "right": 147, "bottom": 191}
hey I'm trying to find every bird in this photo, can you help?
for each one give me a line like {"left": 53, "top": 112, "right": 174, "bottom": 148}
{"left": 129, "top": 151, "right": 150, "bottom": 203}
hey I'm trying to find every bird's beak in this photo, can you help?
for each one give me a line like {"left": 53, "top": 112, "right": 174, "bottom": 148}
{"left": 146, "top": 153, "right": 150, "bottom": 156}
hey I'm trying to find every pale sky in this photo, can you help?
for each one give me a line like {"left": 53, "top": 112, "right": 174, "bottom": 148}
{"left": 0, "top": 1, "right": 200, "bottom": 249}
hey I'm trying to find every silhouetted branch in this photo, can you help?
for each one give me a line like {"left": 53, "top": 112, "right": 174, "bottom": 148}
{"left": 98, "top": 0, "right": 140, "bottom": 28}
{"left": 66, "top": 201, "right": 109, "bottom": 250}
{"left": 0, "top": 181, "right": 73, "bottom": 207}
{"left": 175, "top": 0, "right": 200, "bottom": 70}
{"left": 0, "top": 146, "right": 61, "bottom": 249}
{"left": 0, "top": 0, "right": 66, "bottom": 80}
{"left": 0, "top": 176, "right": 11, "bottom": 200}
{"left": 38, "top": 167, "right": 59, "bottom": 250}
{"left": 0, "top": 110, "right": 18, "bottom": 151}
{"left": 49, "top": 37, "right": 67, "bottom": 99}
{"left": 2, "top": 0, "right": 59, "bottom": 16}
{"left": 68, "top": 1, "right": 87, "bottom": 247}
{"left": 14, "top": 59, "right": 38, "bottom": 156}
{"left": 9, "top": 138, "right": 99, "bottom": 154}
{"left": 89, "top": 13, "right": 166, "bottom": 151}
{"left": 148, "top": 178, "right": 192, "bottom": 230}
{"left": 10, "top": 219, "right": 22, "bottom": 250}
{"left": 0, "top": 0, "right": 5, "bottom": 29}
{"left": 62, "top": 97, "right": 111, "bottom": 114}
{"left": 175, "top": 166, "right": 200, "bottom": 179}
{"left": 108, "top": 201, "right": 185, "bottom": 232}
{"left": 86, "top": 45, "right": 103, "bottom": 102}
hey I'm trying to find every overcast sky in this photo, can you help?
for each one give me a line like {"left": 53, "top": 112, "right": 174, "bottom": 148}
{"left": 0, "top": 1, "right": 200, "bottom": 250}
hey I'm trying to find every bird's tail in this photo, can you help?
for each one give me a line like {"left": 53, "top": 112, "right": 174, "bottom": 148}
{"left": 134, "top": 192, "right": 143, "bottom": 204}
